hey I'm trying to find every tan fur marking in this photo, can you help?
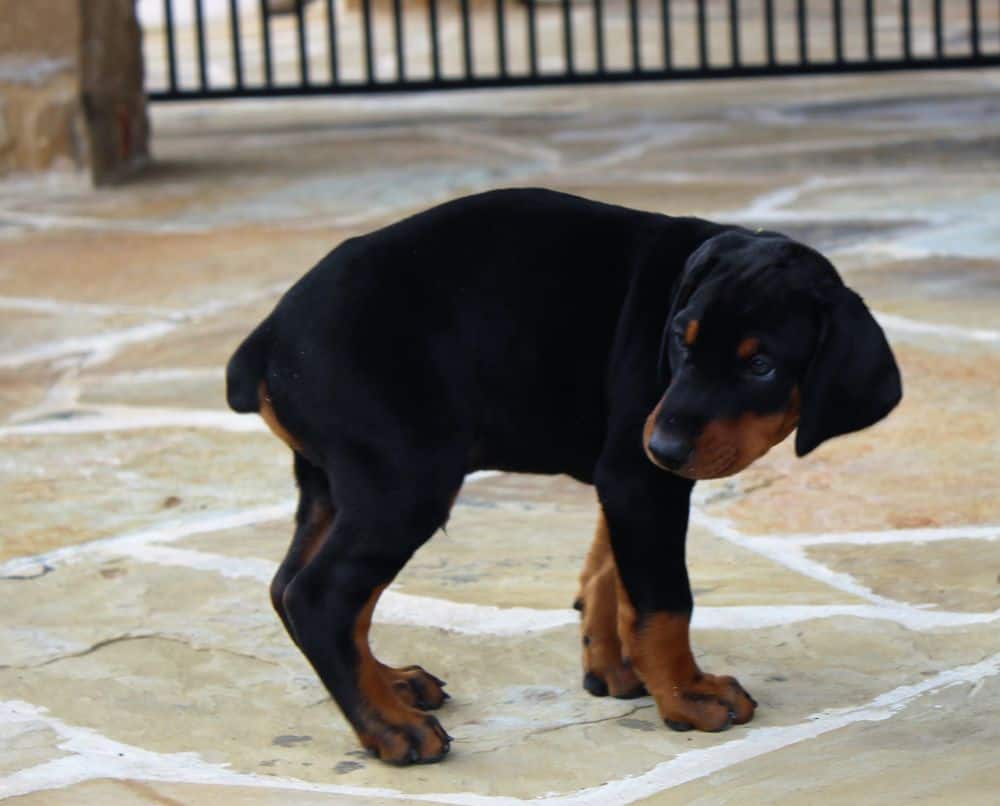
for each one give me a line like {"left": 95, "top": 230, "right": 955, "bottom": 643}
{"left": 624, "top": 611, "right": 700, "bottom": 695}
{"left": 354, "top": 585, "right": 392, "bottom": 715}
{"left": 354, "top": 588, "right": 429, "bottom": 745}
{"left": 684, "top": 319, "right": 700, "bottom": 346}
{"left": 737, "top": 337, "right": 760, "bottom": 359}
{"left": 580, "top": 510, "right": 643, "bottom": 697}
{"left": 351, "top": 586, "right": 450, "bottom": 761}
{"left": 258, "top": 381, "right": 304, "bottom": 453}
{"left": 617, "top": 599, "right": 756, "bottom": 729}
{"left": 675, "top": 386, "right": 801, "bottom": 479}
{"left": 578, "top": 508, "right": 613, "bottom": 592}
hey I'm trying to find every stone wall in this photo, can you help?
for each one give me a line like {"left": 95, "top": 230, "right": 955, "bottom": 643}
{"left": 0, "top": 0, "right": 149, "bottom": 184}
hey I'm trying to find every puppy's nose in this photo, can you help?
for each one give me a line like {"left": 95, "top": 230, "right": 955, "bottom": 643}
{"left": 648, "top": 429, "right": 694, "bottom": 471}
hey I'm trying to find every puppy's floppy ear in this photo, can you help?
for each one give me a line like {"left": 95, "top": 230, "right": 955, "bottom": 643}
{"left": 795, "top": 286, "right": 902, "bottom": 457}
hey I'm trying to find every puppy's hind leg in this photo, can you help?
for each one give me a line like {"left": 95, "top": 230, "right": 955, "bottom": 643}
{"left": 280, "top": 472, "right": 459, "bottom": 764}
{"left": 270, "top": 452, "right": 335, "bottom": 646}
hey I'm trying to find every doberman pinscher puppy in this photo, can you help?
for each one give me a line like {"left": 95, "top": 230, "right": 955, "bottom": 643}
{"left": 226, "top": 188, "right": 901, "bottom": 764}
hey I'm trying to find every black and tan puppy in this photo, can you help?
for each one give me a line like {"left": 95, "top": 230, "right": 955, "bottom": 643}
{"left": 226, "top": 188, "right": 901, "bottom": 764}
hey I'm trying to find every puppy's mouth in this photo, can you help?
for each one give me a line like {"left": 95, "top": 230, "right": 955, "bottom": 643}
{"left": 644, "top": 404, "right": 798, "bottom": 481}
{"left": 643, "top": 430, "right": 742, "bottom": 480}
{"left": 667, "top": 444, "right": 740, "bottom": 480}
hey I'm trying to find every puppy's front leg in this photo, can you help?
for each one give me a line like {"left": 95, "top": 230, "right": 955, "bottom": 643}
{"left": 596, "top": 468, "right": 756, "bottom": 733}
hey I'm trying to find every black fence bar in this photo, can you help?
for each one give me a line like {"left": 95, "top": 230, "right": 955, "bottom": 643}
{"left": 865, "top": 0, "right": 875, "bottom": 61}
{"left": 763, "top": 0, "right": 776, "bottom": 66}
{"left": 696, "top": 0, "right": 708, "bottom": 69}
{"left": 661, "top": 0, "right": 672, "bottom": 69}
{"left": 228, "top": 0, "right": 244, "bottom": 89}
{"left": 527, "top": 0, "right": 539, "bottom": 77}
{"left": 361, "top": 0, "right": 375, "bottom": 82}
{"left": 933, "top": 0, "right": 944, "bottom": 58}
{"left": 147, "top": 3, "right": 1000, "bottom": 102}
{"left": 901, "top": 0, "right": 912, "bottom": 62}
{"left": 460, "top": 0, "right": 473, "bottom": 78}
{"left": 193, "top": 0, "right": 208, "bottom": 89}
{"left": 258, "top": 0, "right": 273, "bottom": 86}
{"left": 796, "top": 0, "right": 807, "bottom": 64}
{"left": 496, "top": 0, "right": 508, "bottom": 77}
{"left": 969, "top": 0, "right": 980, "bottom": 57}
{"left": 833, "top": 0, "right": 844, "bottom": 64}
{"left": 393, "top": 0, "right": 405, "bottom": 81}
{"left": 163, "top": 0, "right": 178, "bottom": 92}
{"left": 562, "top": 0, "right": 574, "bottom": 74}
{"left": 428, "top": 0, "right": 442, "bottom": 81}
{"left": 628, "top": 0, "right": 640, "bottom": 73}
{"left": 728, "top": 0, "right": 740, "bottom": 67}
{"left": 295, "top": 0, "right": 310, "bottom": 85}
{"left": 595, "top": 0, "right": 606, "bottom": 72}
{"left": 325, "top": 0, "right": 340, "bottom": 85}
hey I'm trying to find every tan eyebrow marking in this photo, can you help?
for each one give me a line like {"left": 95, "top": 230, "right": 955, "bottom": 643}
{"left": 684, "top": 319, "right": 700, "bottom": 346}
{"left": 737, "top": 337, "right": 760, "bottom": 359}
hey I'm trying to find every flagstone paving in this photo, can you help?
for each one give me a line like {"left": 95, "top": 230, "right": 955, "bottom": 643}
{"left": 1, "top": 67, "right": 998, "bottom": 804}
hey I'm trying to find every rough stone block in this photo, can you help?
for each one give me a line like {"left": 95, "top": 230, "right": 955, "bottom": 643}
{"left": 0, "top": 0, "right": 149, "bottom": 184}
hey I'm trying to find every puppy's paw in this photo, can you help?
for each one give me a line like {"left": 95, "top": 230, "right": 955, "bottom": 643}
{"left": 383, "top": 664, "right": 449, "bottom": 711}
{"left": 359, "top": 711, "right": 452, "bottom": 765}
{"left": 655, "top": 673, "right": 756, "bottom": 732}
{"left": 581, "top": 655, "right": 647, "bottom": 699}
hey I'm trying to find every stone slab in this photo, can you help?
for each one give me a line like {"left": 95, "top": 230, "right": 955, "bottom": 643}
{"left": 808, "top": 539, "right": 1000, "bottom": 613}
{"left": 0, "top": 429, "right": 291, "bottom": 561}
{"left": 2, "top": 550, "right": 995, "bottom": 799}
{"left": 645, "top": 675, "right": 1000, "bottom": 805}
{"left": 0, "top": 227, "right": 337, "bottom": 310}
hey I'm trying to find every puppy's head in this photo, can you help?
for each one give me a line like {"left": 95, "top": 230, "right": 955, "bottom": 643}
{"left": 644, "top": 230, "right": 902, "bottom": 480}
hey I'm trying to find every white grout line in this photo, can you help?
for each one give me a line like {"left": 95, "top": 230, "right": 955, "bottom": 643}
{"left": 0, "top": 406, "right": 268, "bottom": 437}
{"left": 84, "top": 543, "right": 1000, "bottom": 634}
{"left": 873, "top": 311, "right": 1000, "bottom": 345}
{"left": 0, "top": 320, "right": 182, "bottom": 370}
{"left": 0, "top": 207, "right": 209, "bottom": 235}
{"left": 0, "top": 503, "right": 296, "bottom": 581}
{"left": 691, "top": 509, "right": 920, "bottom": 609}
{"left": 0, "top": 473, "right": 501, "bottom": 581}
{"left": 0, "top": 295, "right": 169, "bottom": 318}
{"left": 3, "top": 653, "right": 997, "bottom": 803}
{"left": 0, "top": 699, "right": 416, "bottom": 804}
{"left": 689, "top": 508, "right": 1000, "bottom": 628}
{"left": 94, "top": 543, "right": 577, "bottom": 635}
{"left": 378, "top": 591, "right": 578, "bottom": 636}
{"left": 0, "top": 283, "right": 287, "bottom": 372}
{"left": 769, "top": 523, "right": 1000, "bottom": 547}
{"left": 85, "top": 367, "right": 224, "bottom": 383}
{"left": 692, "top": 603, "right": 999, "bottom": 631}
{"left": 547, "top": 652, "right": 1000, "bottom": 806}
{"left": 2, "top": 469, "right": 996, "bottom": 634}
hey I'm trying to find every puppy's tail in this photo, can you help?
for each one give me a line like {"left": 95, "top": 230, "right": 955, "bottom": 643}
{"left": 225, "top": 319, "right": 272, "bottom": 414}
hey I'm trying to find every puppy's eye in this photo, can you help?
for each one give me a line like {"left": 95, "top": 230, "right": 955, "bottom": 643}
{"left": 748, "top": 354, "right": 776, "bottom": 379}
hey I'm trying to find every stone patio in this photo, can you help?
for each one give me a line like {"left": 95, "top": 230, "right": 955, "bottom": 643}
{"left": 1, "top": 69, "right": 999, "bottom": 803}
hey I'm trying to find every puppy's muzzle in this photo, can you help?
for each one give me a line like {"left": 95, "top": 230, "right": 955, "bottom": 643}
{"left": 646, "top": 428, "right": 694, "bottom": 472}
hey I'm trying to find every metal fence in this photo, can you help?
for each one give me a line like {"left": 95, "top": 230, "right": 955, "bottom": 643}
{"left": 142, "top": 0, "right": 1000, "bottom": 99}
